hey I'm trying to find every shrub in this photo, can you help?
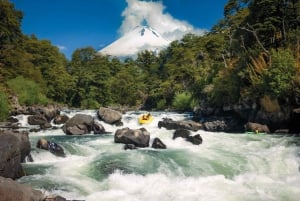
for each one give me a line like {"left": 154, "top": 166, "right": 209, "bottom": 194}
{"left": 7, "top": 76, "right": 49, "bottom": 106}
{"left": 172, "top": 92, "right": 195, "bottom": 111}
{"left": 80, "top": 98, "right": 100, "bottom": 109}
{"left": 0, "top": 91, "right": 10, "bottom": 121}
{"left": 248, "top": 49, "right": 296, "bottom": 98}
{"left": 156, "top": 99, "right": 166, "bottom": 110}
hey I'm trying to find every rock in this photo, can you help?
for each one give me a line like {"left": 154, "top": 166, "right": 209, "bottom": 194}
{"left": 114, "top": 127, "right": 150, "bottom": 147}
{"left": 187, "top": 134, "right": 203, "bottom": 145}
{"left": 0, "top": 130, "right": 31, "bottom": 179}
{"left": 151, "top": 137, "right": 167, "bottom": 149}
{"left": 173, "top": 129, "right": 190, "bottom": 139}
{"left": 28, "top": 115, "right": 48, "bottom": 125}
{"left": 93, "top": 121, "right": 106, "bottom": 134}
{"left": 62, "top": 114, "right": 94, "bottom": 135}
{"left": 0, "top": 176, "right": 44, "bottom": 201}
{"left": 97, "top": 107, "right": 122, "bottom": 124}
{"left": 43, "top": 195, "right": 67, "bottom": 201}
{"left": 11, "top": 104, "right": 60, "bottom": 120}
{"left": 0, "top": 133, "right": 24, "bottom": 179}
{"left": 40, "top": 122, "right": 52, "bottom": 130}
{"left": 53, "top": 115, "right": 69, "bottom": 124}
{"left": 244, "top": 122, "right": 270, "bottom": 133}
{"left": 274, "top": 129, "right": 289, "bottom": 134}
{"left": 203, "top": 119, "right": 227, "bottom": 132}
{"left": 124, "top": 144, "right": 136, "bottom": 150}
{"left": 158, "top": 118, "right": 202, "bottom": 131}
{"left": 39, "top": 104, "right": 60, "bottom": 121}
{"left": 36, "top": 138, "right": 65, "bottom": 157}
{"left": 4, "top": 130, "right": 31, "bottom": 162}
{"left": 66, "top": 125, "right": 87, "bottom": 135}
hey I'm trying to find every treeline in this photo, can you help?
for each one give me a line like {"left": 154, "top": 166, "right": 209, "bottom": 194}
{"left": 0, "top": 0, "right": 299, "bottom": 120}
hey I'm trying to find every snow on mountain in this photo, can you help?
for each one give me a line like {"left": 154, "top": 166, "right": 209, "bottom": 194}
{"left": 98, "top": 26, "right": 170, "bottom": 57}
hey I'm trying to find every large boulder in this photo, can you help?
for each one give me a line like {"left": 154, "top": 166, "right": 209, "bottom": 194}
{"left": 8, "top": 130, "right": 31, "bottom": 162}
{"left": 97, "top": 107, "right": 122, "bottom": 125}
{"left": 114, "top": 127, "right": 150, "bottom": 147}
{"left": 0, "top": 132, "right": 27, "bottom": 179}
{"left": 244, "top": 122, "right": 270, "bottom": 133}
{"left": 0, "top": 176, "right": 44, "bottom": 201}
{"left": 62, "top": 114, "right": 94, "bottom": 135}
{"left": 158, "top": 118, "right": 202, "bottom": 131}
{"left": 203, "top": 116, "right": 245, "bottom": 133}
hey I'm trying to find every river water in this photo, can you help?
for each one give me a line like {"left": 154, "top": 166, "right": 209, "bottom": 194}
{"left": 16, "top": 110, "right": 300, "bottom": 201}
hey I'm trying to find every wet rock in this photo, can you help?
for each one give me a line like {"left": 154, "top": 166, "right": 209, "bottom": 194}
{"left": 115, "top": 127, "right": 150, "bottom": 147}
{"left": 124, "top": 144, "right": 136, "bottom": 150}
{"left": 173, "top": 129, "right": 190, "bottom": 139}
{"left": 28, "top": 115, "right": 48, "bottom": 125}
{"left": 97, "top": 107, "right": 122, "bottom": 125}
{"left": 62, "top": 114, "right": 94, "bottom": 135}
{"left": 0, "top": 134, "right": 24, "bottom": 179}
{"left": 187, "top": 134, "right": 203, "bottom": 145}
{"left": 0, "top": 130, "right": 31, "bottom": 179}
{"left": 158, "top": 118, "right": 202, "bottom": 131}
{"left": 53, "top": 114, "right": 69, "bottom": 124}
{"left": 0, "top": 176, "right": 44, "bottom": 201}
{"left": 244, "top": 122, "right": 270, "bottom": 133}
{"left": 151, "top": 137, "right": 167, "bottom": 149}
{"left": 93, "top": 121, "right": 106, "bottom": 134}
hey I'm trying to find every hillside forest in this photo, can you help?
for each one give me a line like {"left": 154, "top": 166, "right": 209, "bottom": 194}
{"left": 0, "top": 0, "right": 299, "bottom": 121}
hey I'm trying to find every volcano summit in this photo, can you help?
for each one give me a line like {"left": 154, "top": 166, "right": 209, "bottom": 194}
{"left": 98, "top": 26, "right": 170, "bottom": 57}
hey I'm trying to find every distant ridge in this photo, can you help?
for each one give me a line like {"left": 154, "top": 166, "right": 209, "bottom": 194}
{"left": 98, "top": 26, "right": 170, "bottom": 57}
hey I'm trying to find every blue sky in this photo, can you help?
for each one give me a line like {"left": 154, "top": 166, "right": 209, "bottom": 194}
{"left": 10, "top": 0, "right": 228, "bottom": 59}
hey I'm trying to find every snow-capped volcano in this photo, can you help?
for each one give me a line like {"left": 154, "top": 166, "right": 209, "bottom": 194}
{"left": 98, "top": 26, "right": 170, "bottom": 57}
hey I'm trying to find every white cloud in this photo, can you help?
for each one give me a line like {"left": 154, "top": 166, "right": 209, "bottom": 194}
{"left": 119, "top": 0, "right": 206, "bottom": 41}
{"left": 56, "top": 45, "right": 67, "bottom": 51}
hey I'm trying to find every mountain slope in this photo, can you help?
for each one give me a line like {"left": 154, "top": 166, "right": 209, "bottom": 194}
{"left": 98, "top": 26, "right": 170, "bottom": 57}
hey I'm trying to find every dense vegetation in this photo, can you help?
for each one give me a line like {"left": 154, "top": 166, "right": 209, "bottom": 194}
{"left": 0, "top": 0, "right": 299, "bottom": 120}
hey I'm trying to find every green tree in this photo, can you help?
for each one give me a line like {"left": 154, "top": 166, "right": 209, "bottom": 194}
{"left": 0, "top": 0, "right": 23, "bottom": 44}
{"left": 69, "top": 47, "right": 115, "bottom": 108}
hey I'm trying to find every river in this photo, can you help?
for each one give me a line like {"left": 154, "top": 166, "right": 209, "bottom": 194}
{"left": 16, "top": 110, "right": 300, "bottom": 201}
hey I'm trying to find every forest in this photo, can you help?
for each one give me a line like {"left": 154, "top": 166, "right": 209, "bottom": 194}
{"left": 0, "top": 0, "right": 299, "bottom": 121}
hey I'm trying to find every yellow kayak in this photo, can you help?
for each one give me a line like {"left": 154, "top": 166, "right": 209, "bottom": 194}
{"left": 138, "top": 114, "right": 153, "bottom": 124}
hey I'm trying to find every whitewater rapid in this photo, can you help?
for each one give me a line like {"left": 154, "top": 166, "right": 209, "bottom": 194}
{"left": 17, "top": 110, "right": 300, "bottom": 201}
